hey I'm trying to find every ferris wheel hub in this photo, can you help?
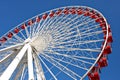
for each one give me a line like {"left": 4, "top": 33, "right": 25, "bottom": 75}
{"left": 29, "top": 34, "right": 52, "bottom": 53}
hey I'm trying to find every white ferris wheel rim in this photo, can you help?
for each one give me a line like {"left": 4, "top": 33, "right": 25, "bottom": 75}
{"left": 0, "top": 6, "right": 109, "bottom": 80}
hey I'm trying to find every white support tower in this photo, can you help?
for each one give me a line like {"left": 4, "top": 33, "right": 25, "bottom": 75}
{"left": 0, "top": 44, "right": 29, "bottom": 80}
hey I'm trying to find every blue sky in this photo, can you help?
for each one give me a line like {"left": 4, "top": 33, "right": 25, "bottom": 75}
{"left": 0, "top": 0, "right": 120, "bottom": 80}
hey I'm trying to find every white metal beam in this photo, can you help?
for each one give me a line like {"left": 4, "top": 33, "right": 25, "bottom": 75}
{"left": 14, "top": 62, "right": 25, "bottom": 80}
{"left": 0, "top": 51, "right": 17, "bottom": 64}
{"left": 0, "top": 43, "right": 23, "bottom": 53}
{"left": 0, "top": 44, "right": 28, "bottom": 80}
{"left": 33, "top": 53, "right": 46, "bottom": 80}
{"left": 27, "top": 45, "right": 34, "bottom": 80}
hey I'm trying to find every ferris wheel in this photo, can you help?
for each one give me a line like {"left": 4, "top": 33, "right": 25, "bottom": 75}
{"left": 0, "top": 6, "right": 113, "bottom": 80}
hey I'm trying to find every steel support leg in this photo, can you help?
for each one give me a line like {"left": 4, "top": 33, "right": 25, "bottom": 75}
{"left": 27, "top": 45, "right": 34, "bottom": 80}
{"left": 0, "top": 44, "right": 29, "bottom": 80}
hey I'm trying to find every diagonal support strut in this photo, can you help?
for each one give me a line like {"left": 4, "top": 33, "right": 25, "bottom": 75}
{"left": 0, "top": 44, "right": 29, "bottom": 80}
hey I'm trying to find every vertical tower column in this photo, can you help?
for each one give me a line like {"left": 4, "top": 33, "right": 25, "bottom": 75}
{"left": 27, "top": 45, "right": 34, "bottom": 80}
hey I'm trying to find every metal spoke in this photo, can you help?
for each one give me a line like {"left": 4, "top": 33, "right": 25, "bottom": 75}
{"left": 33, "top": 53, "right": 46, "bottom": 80}
{"left": 44, "top": 50, "right": 94, "bottom": 65}
{"left": 41, "top": 54, "right": 81, "bottom": 80}
{"left": 42, "top": 53, "right": 89, "bottom": 70}
{"left": 38, "top": 54, "right": 57, "bottom": 80}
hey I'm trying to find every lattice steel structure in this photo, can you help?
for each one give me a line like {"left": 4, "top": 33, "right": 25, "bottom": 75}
{"left": 0, "top": 6, "right": 113, "bottom": 80}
